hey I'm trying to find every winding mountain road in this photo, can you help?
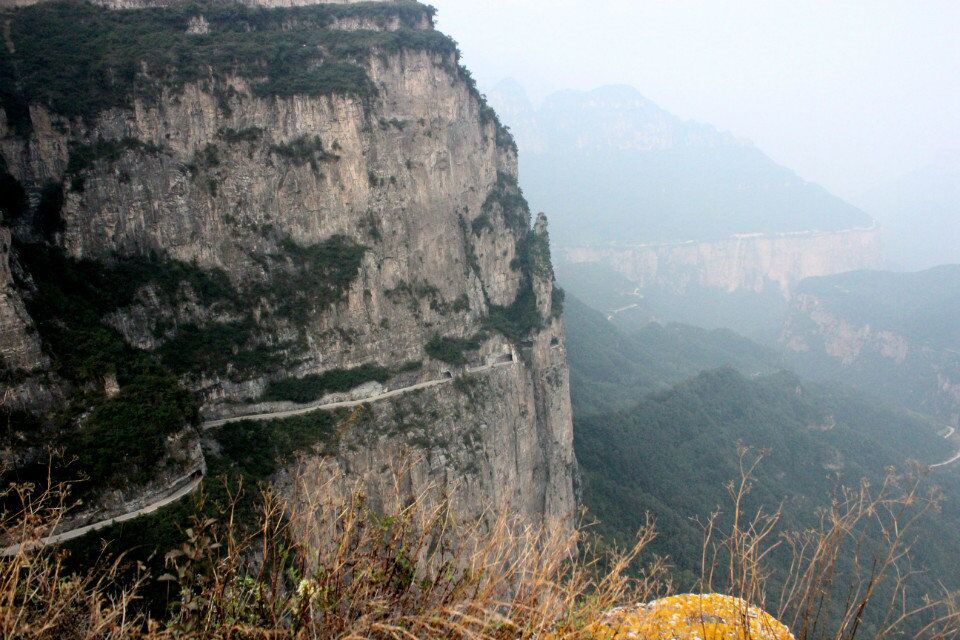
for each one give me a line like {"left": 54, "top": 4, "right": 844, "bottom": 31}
{"left": 2, "top": 472, "right": 203, "bottom": 557}
{"left": 606, "top": 303, "right": 642, "bottom": 322}
{"left": 203, "top": 357, "right": 515, "bottom": 430}
{"left": 930, "top": 451, "right": 960, "bottom": 469}
{"left": 930, "top": 425, "right": 960, "bottom": 470}
{"left": 2, "top": 359, "right": 517, "bottom": 556}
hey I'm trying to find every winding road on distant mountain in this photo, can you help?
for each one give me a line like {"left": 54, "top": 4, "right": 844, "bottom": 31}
{"left": 2, "top": 359, "right": 517, "bottom": 556}
{"left": 930, "top": 426, "right": 960, "bottom": 470}
{"left": 607, "top": 303, "right": 642, "bottom": 322}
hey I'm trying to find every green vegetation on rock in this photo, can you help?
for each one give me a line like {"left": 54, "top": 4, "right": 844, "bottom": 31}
{"left": 67, "top": 136, "right": 164, "bottom": 179}
{"left": 269, "top": 135, "right": 339, "bottom": 171}
{"left": 486, "top": 282, "right": 542, "bottom": 341}
{"left": 257, "top": 236, "right": 367, "bottom": 324}
{"left": 262, "top": 365, "right": 391, "bottom": 404}
{"left": 14, "top": 242, "right": 232, "bottom": 381}
{"left": 425, "top": 334, "right": 483, "bottom": 365}
{"left": 4, "top": 243, "right": 203, "bottom": 493}
{"left": 483, "top": 172, "right": 529, "bottom": 231}
{"left": 212, "top": 409, "right": 345, "bottom": 478}
{"left": 158, "top": 320, "right": 287, "bottom": 381}
{"left": 68, "top": 368, "right": 197, "bottom": 487}
{"left": 0, "top": 1, "right": 451, "bottom": 127}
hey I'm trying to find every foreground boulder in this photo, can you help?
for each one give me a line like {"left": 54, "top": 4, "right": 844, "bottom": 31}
{"left": 587, "top": 594, "right": 795, "bottom": 640}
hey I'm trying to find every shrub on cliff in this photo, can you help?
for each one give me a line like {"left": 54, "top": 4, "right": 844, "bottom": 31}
{"left": 262, "top": 364, "right": 391, "bottom": 404}
{"left": 425, "top": 334, "right": 483, "bottom": 365}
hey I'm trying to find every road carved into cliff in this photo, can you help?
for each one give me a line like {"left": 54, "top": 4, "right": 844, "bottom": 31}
{"left": 202, "top": 358, "right": 516, "bottom": 430}
{"left": 2, "top": 471, "right": 203, "bottom": 557}
{"left": 2, "top": 359, "right": 518, "bottom": 556}
{"left": 931, "top": 451, "right": 960, "bottom": 469}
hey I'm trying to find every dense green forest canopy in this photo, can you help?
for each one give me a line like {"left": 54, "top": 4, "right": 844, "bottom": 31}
{"left": 797, "top": 265, "right": 960, "bottom": 351}
{"left": 565, "top": 290, "right": 960, "bottom": 635}
{"left": 563, "top": 293, "right": 782, "bottom": 414}
{"left": 574, "top": 365, "right": 960, "bottom": 626}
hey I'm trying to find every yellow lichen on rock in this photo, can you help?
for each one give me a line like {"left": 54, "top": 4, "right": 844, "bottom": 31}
{"left": 583, "top": 594, "right": 795, "bottom": 640}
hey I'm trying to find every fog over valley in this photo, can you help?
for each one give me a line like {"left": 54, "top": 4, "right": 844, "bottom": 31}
{"left": 1, "top": 1, "right": 959, "bottom": 638}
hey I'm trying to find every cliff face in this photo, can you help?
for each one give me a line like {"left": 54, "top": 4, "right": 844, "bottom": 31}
{"left": 564, "top": 226, "right": 882, "bottom": 297}
{"left": 0, "top": 230, "right": 43, "bottom": 373}
{"left": 0, "top": 1, "right": 575, "bottom": 533}
{"left": 781, "top": 267, "right": 960, "bottom": 427}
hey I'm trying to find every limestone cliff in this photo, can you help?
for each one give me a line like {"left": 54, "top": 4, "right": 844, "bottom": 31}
{"left": 564, "top": 225, "right": 883, "bottom": 297}
{"left": 781, "top": 267, "right": 960, "bottom": 428}
{"left": 487, "top": 82, "right": 880, "bottom": 301}
{"left": 0, "top": 0, "right": 575, "bottom": 534}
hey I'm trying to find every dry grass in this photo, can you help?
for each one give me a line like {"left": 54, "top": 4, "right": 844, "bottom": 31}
{"left": 697, "top": 445, "right": 960, "bottom": 640}
{"left": 1, "top": 477, "right": 149, "bottom": 640}
{"left": 2, "top": 451, "right": 959, "bottom": 639}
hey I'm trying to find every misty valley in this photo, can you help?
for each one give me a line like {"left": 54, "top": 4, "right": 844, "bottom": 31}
{"left": 1, "top": 1, "right": 958, "bottom": 639}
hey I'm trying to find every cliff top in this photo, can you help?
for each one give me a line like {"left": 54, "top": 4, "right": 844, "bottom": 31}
{"left": 0, "top": 0, "right": 396, "bottom": 10}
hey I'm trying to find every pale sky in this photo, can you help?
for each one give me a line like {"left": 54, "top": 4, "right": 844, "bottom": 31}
{"left": 430, "top": 0, "right": 960, "bottom": 200}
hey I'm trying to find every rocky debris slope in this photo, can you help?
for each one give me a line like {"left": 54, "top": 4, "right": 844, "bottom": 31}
{"left": 0, "top": 0, "right": 575, "bottom": 534}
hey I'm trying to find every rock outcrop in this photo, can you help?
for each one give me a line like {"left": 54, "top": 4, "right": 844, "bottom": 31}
{"left": 780, "top": 266, "right": 960, "bottom": 428}
{"left": 0, "top": 0, "right": 576, "bottom": 533}
{"left": 577, "top": 595, "right": 795, "bottom": 640}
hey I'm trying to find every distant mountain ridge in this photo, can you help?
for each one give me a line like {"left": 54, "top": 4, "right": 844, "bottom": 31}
{"left": 493, "top": 81, "right": 743, "bottom": 156}
{"left": 489, "top": 80, "right": 873, "bottom": 246}
{"left": 489, "top": 80, "right": 880, "bottom": 299}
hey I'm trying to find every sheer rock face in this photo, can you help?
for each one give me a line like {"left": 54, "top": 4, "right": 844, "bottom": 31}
{"left": 564, "top": 226, "right": 882, "bottom": 298}
{"left": 0, "top": 228, "right": 53, "bottom": 411}
{"left": 0, "top": 229, "right": 42, "bottom": 372}
{"left": 0, "top": 2, "right": 576, "bottom": 532}
{"left": 281, "top": 323, "right": 575, "bottom": 531}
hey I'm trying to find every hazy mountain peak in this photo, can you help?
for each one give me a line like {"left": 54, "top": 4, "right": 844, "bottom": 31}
{"left": 489, "top": 79, "right": 872, "bottom": 245}
{"left": 535, "top": 83, "right": 744, "bottom": 152}
{"left": 490, "top": 77, "right": 532, "bottom": 105}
